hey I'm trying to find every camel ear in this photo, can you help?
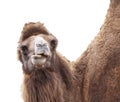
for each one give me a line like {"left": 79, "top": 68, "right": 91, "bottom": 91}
{"left": 50, "top": 39, "right": 58, "bottom": 49}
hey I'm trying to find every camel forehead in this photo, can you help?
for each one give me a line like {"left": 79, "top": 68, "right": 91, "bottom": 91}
{"left": 21, "top": 35, "right": 48, "bottom": 45}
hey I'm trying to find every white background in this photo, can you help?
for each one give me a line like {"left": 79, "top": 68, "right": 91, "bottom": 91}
{"left": 0, "top": 0, "right": 109, "bottom": 102}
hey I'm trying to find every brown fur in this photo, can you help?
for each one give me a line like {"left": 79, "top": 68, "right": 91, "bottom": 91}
{"left": 20, "top": 22, "right": 50, "bottom": 42}
{"left": 17, "top": 22, "right": 73, "bottom": 102}
{"left": 74, "top": 0, "right": 120, "bottom": 102}
{"left": 18, "top": 1, "right": 120, "bottom": 101}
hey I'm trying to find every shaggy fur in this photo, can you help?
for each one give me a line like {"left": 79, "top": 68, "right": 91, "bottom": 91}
{"left": 17, "top": 1, "right": 120, "bottom": 101}
{"left": 17, "top": 22, "right": 73, "bottom": 102}
{"left": 74, "top": 0, "right": 120, "bottom": 102}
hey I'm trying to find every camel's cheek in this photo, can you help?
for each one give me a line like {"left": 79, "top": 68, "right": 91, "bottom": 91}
{"left": 22, "top": 58, "right": 34, "bottom": 73}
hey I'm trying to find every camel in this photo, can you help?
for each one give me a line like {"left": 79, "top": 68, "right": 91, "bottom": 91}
{"left": 17, "top": 22, "right": 73, "bottom": 102}
{"left": 73, "top": 0, "right": 120, "bottom": 102}
{"left": 17, "top": 1, "right": 120, "bottom": 102}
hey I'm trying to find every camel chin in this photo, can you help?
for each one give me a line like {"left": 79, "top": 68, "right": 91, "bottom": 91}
{"left": 31, "top": 55, "right": 47, "bottom": 68}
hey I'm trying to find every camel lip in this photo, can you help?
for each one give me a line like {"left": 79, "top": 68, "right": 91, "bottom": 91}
{"left": 31, "top": 54, "right": 48, "bottom": 59}
{"left": 39, "top": 53, "right": 48, "bottom": 57}
{"left": 31, "top": 55, "right": 47, "bottom": 68}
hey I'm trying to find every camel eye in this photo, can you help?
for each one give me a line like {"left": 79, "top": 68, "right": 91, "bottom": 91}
{"left": 21, "top": 45, "right": 27, "bottom": 51}
{"left": 50, "top": 39, "right": 57, "bottom": 49}
{"left": 20, "top": 45, "right": 28, "bottom": 55}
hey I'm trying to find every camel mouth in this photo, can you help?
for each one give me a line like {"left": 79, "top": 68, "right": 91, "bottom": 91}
{"left": 31, "top": 54, "right": 48, "bottom": 67}
{"left": 33, "top": 54, "right": 48, "bottom": 59}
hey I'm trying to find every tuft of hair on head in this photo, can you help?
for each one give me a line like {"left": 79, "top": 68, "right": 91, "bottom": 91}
{"left": 19, "top": 22, "right": 50, "bottom": 42}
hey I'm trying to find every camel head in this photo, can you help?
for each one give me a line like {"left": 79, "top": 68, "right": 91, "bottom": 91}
{"left": 18, "top": 22, "right": 58, "bottom": 73}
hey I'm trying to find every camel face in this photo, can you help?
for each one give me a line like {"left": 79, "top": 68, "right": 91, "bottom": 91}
{"left": 31, "top": 36, "right": 51, "bottom": 67}
{"left": 19, "top": 34, "right": 58, "bottom": 70}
